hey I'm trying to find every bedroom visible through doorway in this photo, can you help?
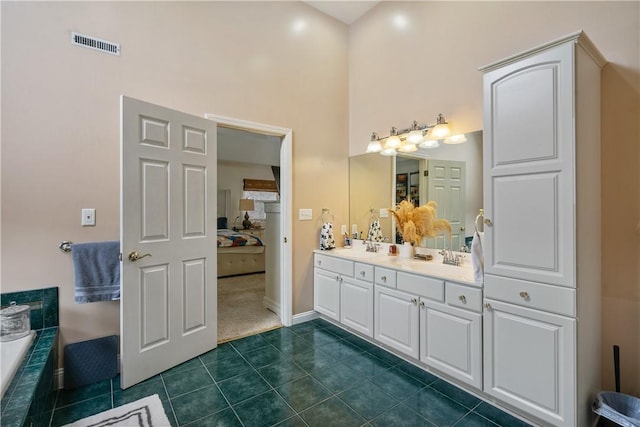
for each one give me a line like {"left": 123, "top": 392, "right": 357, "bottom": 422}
{"left": 215, "top": 122, "right": 289, "bottom": 342}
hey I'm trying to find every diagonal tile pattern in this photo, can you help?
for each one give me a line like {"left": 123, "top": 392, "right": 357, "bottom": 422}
{"left": 48, "top": 319, "right": 532, "bottom": 426}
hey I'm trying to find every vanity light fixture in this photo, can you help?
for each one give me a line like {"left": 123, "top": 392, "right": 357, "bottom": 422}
{"left": 367, "top": 113, "right": 465, "bottom": 155}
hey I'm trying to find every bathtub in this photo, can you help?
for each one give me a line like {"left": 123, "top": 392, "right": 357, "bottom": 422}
{"left": 0, "top": 330, "right": 36, "bottom": 399}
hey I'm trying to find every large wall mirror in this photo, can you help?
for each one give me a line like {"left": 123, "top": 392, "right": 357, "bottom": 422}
{"left": 349, "top": 130, "right": 483, "bottom": 250}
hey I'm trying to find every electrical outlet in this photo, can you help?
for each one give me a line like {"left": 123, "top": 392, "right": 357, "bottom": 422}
{"left": 341, "top": 225, "right": 347, "bottom": 235}
{"left": 81, "top": 208, "right": 96, "bottom": 226}
{"left": 352, "top": 224, "right": 358, "bottom": 235}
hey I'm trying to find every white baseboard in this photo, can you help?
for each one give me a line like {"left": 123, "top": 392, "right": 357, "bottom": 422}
{"left": 263, "top": 296, "right": 281, "bottom": 316}
{"left": 292, "top": 310, "right": 319, "bottom": 325}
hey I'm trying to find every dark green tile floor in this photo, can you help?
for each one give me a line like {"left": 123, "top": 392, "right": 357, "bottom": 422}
{"left": 46, "top": 319, "right": 532, "bottom": 426}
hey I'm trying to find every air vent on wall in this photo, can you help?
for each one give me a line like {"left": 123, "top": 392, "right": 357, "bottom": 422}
{"left": 71, "top": 32, "right": 120, "bottom": 56}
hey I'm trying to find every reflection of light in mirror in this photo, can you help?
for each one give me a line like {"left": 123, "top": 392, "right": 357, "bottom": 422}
{"left": 419, "top": 139, "right": 440, "bottom": 149}
{"left": 398, "top": 143, "right": 417, "bottom": 153}
{"left": 292, "top": 19, "right": 307, "bottom": 34}
{"left": 444, "top": 134, "right": 468, "bottom": 144}
{"left": 392, "top": 14, "right": 409, "bottom": 29}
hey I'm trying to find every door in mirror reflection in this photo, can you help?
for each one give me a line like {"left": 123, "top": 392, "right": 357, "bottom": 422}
{"left": 423, "top": 159, "right": 466, "bottom": 250}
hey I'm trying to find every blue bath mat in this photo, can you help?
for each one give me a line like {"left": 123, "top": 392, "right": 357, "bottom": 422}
{"left": 64, "top": 335, "right": 117, "bottom": 389}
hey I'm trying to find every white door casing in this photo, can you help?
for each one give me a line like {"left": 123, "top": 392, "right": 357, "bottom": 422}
{"left": 120, "top": 96, "right": 218, "bottom": 389}
{"left": 204, "top": 113, "right": 293, "bottom": 327}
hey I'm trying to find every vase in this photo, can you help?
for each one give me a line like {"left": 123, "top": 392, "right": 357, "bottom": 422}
{"left": 398, "top": 242, "right": 413, "bottom": 259}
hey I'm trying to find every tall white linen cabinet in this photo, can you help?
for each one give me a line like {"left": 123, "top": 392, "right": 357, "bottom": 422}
{"left": 480, "top": 31, "right": 606, "bottom": 426}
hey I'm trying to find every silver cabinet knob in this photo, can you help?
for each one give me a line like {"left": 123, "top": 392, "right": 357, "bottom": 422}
{"left": 484, "top": 218, "right": 493, "bottom": 226}
{"left": 419, "top": 301, "right": 425, "bottom": 308}
{"left": 410, "top": 298, "right": 418, "bottom": 305}
{"left": 317, "top": 259, "right": 322, "bottom": 266}
{"left": 458, "top": 295, "right": 467, "bottom": 304}
{"left": 519, "top": 291, "right": 529, "bottom": 300}
{"left": 381, "top": 276, "right": 387, "bottom": 282}
{"left": 359, "top": 270, "right": 366, "bottom": 277}
{"left": 484, "top": 302, "right": 492, "bottom": 311}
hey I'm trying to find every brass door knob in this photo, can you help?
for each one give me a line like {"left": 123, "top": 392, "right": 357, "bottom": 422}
{"left": 128, "top": 251, "right": 151, "bottom": 262}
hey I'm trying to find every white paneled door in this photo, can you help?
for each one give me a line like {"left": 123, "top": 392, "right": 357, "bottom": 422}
{"left": 120, "top": 96, "right": 218, "bottom": 389}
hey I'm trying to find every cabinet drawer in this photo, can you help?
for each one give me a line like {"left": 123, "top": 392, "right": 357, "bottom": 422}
{"left": 354, "top": 263, "right": 374, "bottom": 282}
{"left": 484, "top": 275, "right": 576, "bottom": 317}
{"left": 375, "top": 267, "right": 397, "bottom": 288}
{"left": 446, "top": 282, "right": 482, "bottom": 312}
{"left": 397, "top": 272, "right": 444, "bottom": 301}
{"left": 314, "top": 254, "right": 354, "bottom": 277}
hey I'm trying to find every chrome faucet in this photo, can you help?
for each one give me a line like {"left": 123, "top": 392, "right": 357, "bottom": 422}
{"left": 439, "top": 248, "right": 463, "bottom": 266}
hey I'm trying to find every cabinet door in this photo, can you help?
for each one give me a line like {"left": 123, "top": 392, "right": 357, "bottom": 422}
{"left": 341, "top": 277, "right": 373, "bottom": 338}
{"left": 314, "top": 268, "right": 340, "bottom": 321}
{"left": 483, "top": 298, "right": 575, "bottom": 426}
{"left": 420, "top": 300, "right": 482, "bottom": 389}
{"left": 374, "top": 286, "right": 419, "bottom": 358}
{"left": 482, "top": 43, "right": 575, "bottom": 288}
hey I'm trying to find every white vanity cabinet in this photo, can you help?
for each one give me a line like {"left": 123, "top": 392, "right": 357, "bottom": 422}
{"left": 341, "top": 263, "right": 374, "bottom": 337}
{"left": 313, "top": 253, "right": 354, "bottom": 321}
{"left": 374, "top": 285, "right": 420, "bottom": 358}
{"left": 480, "top": 32, "right": 605, "bottom": 426}
{"left": 420, "top": 282, "right": 482, "bottom": 389}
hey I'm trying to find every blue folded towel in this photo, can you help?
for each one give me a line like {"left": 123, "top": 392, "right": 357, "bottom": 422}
{"left": 72, "top": 241, "right": 121, "bottom": 304}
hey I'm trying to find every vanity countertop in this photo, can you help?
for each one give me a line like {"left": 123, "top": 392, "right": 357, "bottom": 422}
{"left": 314, "top": 245, "right": 480, "bottom": 287}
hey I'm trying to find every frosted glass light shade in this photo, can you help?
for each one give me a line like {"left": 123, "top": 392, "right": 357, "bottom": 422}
{"left": 384, "top": 135, "right": 402, "bottom": 149}
{"left": 430, "top": 123, "right": 451, "bottom": 139}
{"left": 380, "top": 148, "right": 397, "bottom": 156}
{"left": 367, "top": 139, "right": 383, "bottom": 153}
{"left": 406, "top": 130, "right": 424, "bottom": 144}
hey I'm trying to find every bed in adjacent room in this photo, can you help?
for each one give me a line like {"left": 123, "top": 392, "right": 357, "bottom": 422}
{"left": 217, "top": 189, "right": 265, "bottom": 277}
{"left": 217, "top": 225, "right": 265, "bottom": 277}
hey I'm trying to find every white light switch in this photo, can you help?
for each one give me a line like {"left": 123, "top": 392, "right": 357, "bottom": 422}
{"left": 299, "top": 209, "right": 313, "bottom": 220}
{"left": 341, "top": 225, "right": 347, "bottom": 235}
{"left": 81, "top": 208, "right": 96, "bottom": 226}
{"left": 380, "top": 208, "right": 389, "bottom": 218}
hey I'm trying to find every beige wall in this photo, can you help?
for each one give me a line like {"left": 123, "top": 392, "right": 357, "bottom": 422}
{"left": 1, "top": 1, "right": 349, "bottom": 361}
{"left": 349, "top": 1, "right": 640, "bottom": 395}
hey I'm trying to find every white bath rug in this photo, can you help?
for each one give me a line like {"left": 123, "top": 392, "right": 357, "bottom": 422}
{"left": 63, "top": 394, "right": 171, "bottom": 427}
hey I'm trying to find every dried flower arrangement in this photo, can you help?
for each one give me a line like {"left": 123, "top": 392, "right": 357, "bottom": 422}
{"left": 391, "top": 200, "right": 452, "bottom": 246}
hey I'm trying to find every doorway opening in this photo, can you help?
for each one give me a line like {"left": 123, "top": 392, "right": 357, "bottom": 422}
{"left": 205, "top": 113, "right": 293, "bottom": 342}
